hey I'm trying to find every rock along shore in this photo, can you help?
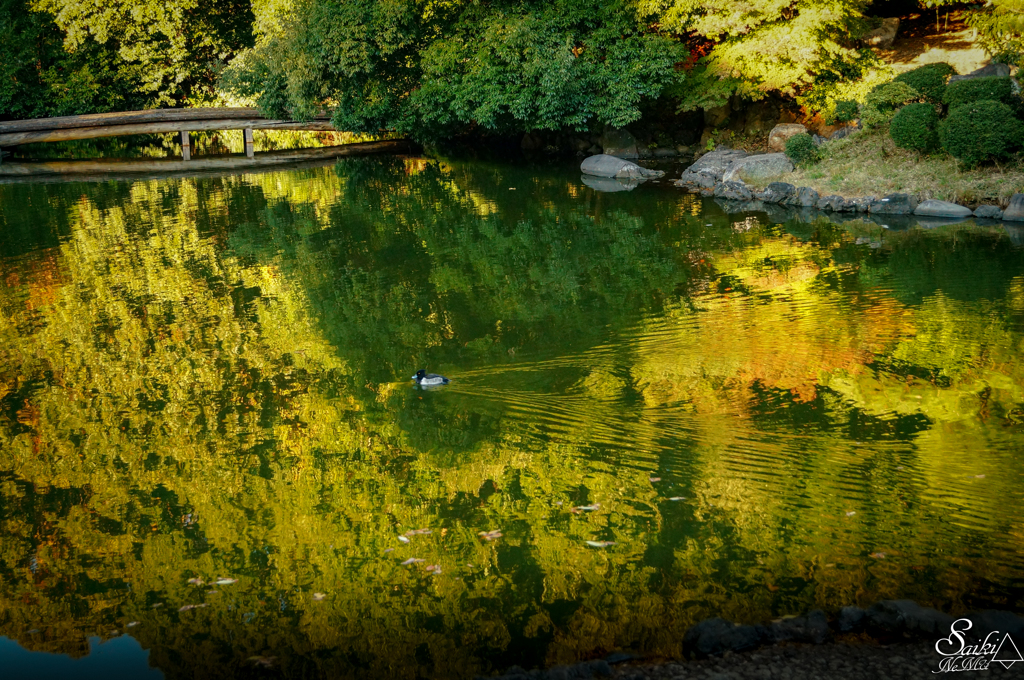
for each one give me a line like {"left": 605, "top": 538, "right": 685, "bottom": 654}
{"left": 479, "top": 601, "right": 1024, "bottom": 680}
{"left": 670, "top": 148, "right": 1023, "bottom": 223}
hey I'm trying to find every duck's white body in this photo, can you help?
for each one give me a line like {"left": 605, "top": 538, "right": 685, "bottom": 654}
{"left": 412, "top": 370, "right": 449, "bottom": 387}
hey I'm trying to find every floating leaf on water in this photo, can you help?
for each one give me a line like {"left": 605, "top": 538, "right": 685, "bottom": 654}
{"left": 152, "top": 603, "right": 164, "bottom": 609}
{"left": 248, "top": 656, "right": 278, "bottom": 668}
{"left": 27, "top": 629, "right": 39, "bottom": 634}
{"left": 974, "top": 474, "right": 986, "bottom": 479}
{"left": 401, "top": 558, "right": 424, "bottom": 566}
{"left": 466, "top": 563, "right": 474, "bottom": 568}
{"left": 845, "top": 511, "right": 856, "bottom": 517}
{"left": 425, "top": 565, "right": 441, "bottom": 574}
{"left": 649, "top": 477, "right": 661, "bottom": 483}
{"left": 187, "top": 577, "right": 204, "bottom": 586}
{"left": 478, "top": 530, "right": 502, "bottom": 541}
{"left": 896, "top": 466, "right": 904, "bottom": 471}
{"left": 585, "top": 541, "right": 616, "bottom": 548}
{"left": 668, "top": 497, "right": 685, "bottom": 501}
{"left": 824, "top": 564, "right": 836, "bottom": 568}
{"left": 397, "top": 536, "right": 410, "bottom": 544}
{"left": 384, "top": 548, "right": 394, "bottom": 553}
{"left": 313, "top": 593, "right": 326, "bottom": 601}
{"left": 869, "top": 552, "right": 887, "bottom": 559}
{"left": 127, "top": 622, "right": 140, "bottom": 627}
{"left": 214, "top": 578, "right": 238, "bottom": 585}
{"left": 573, "top": 503, "right": 600, "bottom": 512}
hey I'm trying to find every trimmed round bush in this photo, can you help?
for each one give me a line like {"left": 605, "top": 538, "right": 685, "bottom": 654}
{"left": 939, "top": 100, "right": 1024, "bottom": 166}
{"left": 862, "top": 81, "right": 921, "bottom": 128}
{"left": 890, "top": 103, "right": 940, "bottom": 152}
{"left": 944, "top": 76, "right": 1014, "bottom": 108}
{"left": 894, "top": 63, "right": 956, "bottom": 104}
{"left": 785, "top": 133, "right": 819, "bottom": 167}
{"left": 833, "top": 100, "right": 859, "bottom": 123}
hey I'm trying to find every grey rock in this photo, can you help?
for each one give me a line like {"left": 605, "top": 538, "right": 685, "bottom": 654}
{"left": 714, "top": 181, "right": 754, "bottom": 201}
{"left": 721, "top": 153, "right": 795, "bottom": 183}
{"left": 1004, "top": 224, "right": 1024, "bottom": 247}
{"left": 914, "top": 199, "right": 973, "bottom": 218}
{"left": 581, "top": 154, "right": 664, "bottom": 179}
{"left": 870, "top": 193, "right": 918, "bottom": 214}
{"left": 683, "top": 618, "right": 765, "bottom": 658}
{"left": 762, "top": 182, "right": 796, "bottom": 204}
{"left": 949, "top": 63, "right": 1011, "bottom": 83}
{"left": 812, "top": 134, "right": 826, "bottom": 147}
{"left": 853, "top": 196, "right": 874, "bottom": 212}
{"left": 1002, "top": 193, "right": 1024, "bottom": 221}
{"left": 974, "top": 204, "right": 1004, "bottom": 219}
{"left": 863, "top": 17, "right": 900, "bottom": 49}
{"left": 830, "top": 126, "right": 854, "bottom": 141}
{"left": 704, "top": 103, "right": 732, "bottom": 128}
{"left": 686, "top": 148, "right": 750, "bottom": 182}
{"left": 768, "top": 124, "right": 808, "bottom": 151}
{"left": 599, "top": 128, "right": 638, "bottom": 159}
{"left": 818, "top": 194, "right": 853, "bottom": 212}
{"left": 838, "top": 606, "right": 866, "bottom": 632}
{"left": 586, "top": 144, "right": 602, "bottom": 155}
{"left": 675, "top": 171, "right": 716, "bottom": 193}
{"left": 791, "top": 186, "right": 819, "bottom": 207}
{"left": 771, "top": 610, "right": 830, "bottom": 644}
{"left": 866, "top": 600, "right": 955, "bottom": 637}
{"left": 963, "top": 610, "right": 1024, "bottom": 639}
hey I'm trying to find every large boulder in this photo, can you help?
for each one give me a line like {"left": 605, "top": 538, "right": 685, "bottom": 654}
{"left": 1003, "top": 193, "right": 1024, "bottom": 222}
{"left": 863, "top": 17, "right": 900, "bottom": 49}
{"left": 674, "top": 171, "right": 716, "bottom": 194}
{"left": 722, "top": 153, "right": 795, "bottom": 183}
{"left": 791, "top": 186, "right": 820, "bottom": 207}
{"left": 768, "top": 124, "right": 808, "bottom": 151}
{"left": 870, "top": 193, "right": 919, "bottom": 214}
{"left": 818, "top": 194, "right": 854, "bottom": 212}
{"left": 949, "top": 63, "right": 1011, "bottom": 83}
{"left": 682, "top": 618, "right": 766, "bottom": 658}
{"left": 581, "top": 154, "right": 664, "bottom": 180}
{"left": 686, "top": 148, "right": 749, "bottom": 182}
{"left": 914, "top": 199, "right": 973, "bottom": 218}
{"left": 599, "top": 128, "right": 639, "bottom": 159}
{"left": 713, "top": 181, "right": 753, "bottom": 201}
{"left": 761, "top": 182, "right": 797, "bottom": 204}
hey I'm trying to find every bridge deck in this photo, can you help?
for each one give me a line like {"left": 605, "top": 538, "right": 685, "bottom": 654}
{"left": 0, "top": 108, "right": 338, "bottom": 159}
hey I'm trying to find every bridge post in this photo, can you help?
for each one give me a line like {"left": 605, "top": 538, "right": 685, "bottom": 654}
{"left": 181, "top": 131, "right": 191, "bottom": 161}
{"left": 244, "top": 128, "right": 254, "bottom": 158}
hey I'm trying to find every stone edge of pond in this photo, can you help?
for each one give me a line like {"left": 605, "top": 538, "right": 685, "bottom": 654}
{"left": 477, "top": 601, "right": 1024, "bottom": 680}
{"left": 670, "top": 150, "right": 1024, "bottom": 225}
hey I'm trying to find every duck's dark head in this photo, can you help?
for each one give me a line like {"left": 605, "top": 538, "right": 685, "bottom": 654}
{"left": 414, "top": 369, "right": 426, "bottom": 380}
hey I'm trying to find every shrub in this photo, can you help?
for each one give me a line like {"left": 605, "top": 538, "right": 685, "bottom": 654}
{"left": 833, "top": 100, "right": 859, "bottom": 123}
{"left": 861, "top": 81, "right": 921, "bottom": 127}
{"left": 944, "top": 76, "right": 1014, "bottom": 108}
{"left": 785, "top": 133, "right": 819, "bottom": 166}
{"left": 939, "top": 99, "right": 1024, "bottom": 166}
{"left": 890, "top": 103, "right": 940, "bottom": 152}
{"left": 893, "top": 63, "right": 956, "bottom": 104}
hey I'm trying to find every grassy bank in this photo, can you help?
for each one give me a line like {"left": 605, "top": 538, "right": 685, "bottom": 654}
{"left": 752, "top": 124, "right": 1024, "bottom": 207}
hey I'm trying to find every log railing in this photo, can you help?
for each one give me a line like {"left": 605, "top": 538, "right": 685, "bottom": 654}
{"left": 0, "top": 108, "right": 337, "bottom": 160}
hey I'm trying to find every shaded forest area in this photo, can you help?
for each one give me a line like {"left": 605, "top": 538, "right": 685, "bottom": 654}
{"left": 2, "top": 1, "right": 1021, "bottom": 141}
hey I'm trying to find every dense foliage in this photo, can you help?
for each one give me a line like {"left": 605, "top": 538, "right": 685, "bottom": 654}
{"left": 1, "top": 0, "right": 253, "bottom": 118}
{"left": 893, "top": 62, "right": 955, "bottom": 104}
{"left": 939, "top": 99, "right": 1023, "bottom": 166}
{"left": 889, "top": 102, "right": 939, "bottom": 153}
{"left": 784, "top": 132, "right": 819, "bottom": 166}
{"left": 944, "top": 75, "right": 1016, "bottom": 108}
{"left": 860, "top": 80, "right": 921, "bottom": 127}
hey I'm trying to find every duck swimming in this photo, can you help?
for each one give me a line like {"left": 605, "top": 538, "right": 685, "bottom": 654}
{"left": 412, "top": 369, "right": 450, "bottom": 387}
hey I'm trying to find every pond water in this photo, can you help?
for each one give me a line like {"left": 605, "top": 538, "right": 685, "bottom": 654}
{"left": 1, "top": 156, "right": 1024, "bottom": 679}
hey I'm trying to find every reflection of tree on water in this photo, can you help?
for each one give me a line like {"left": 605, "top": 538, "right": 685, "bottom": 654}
{"left": 0, "top": 162, "right": 1023, "bottom": 678}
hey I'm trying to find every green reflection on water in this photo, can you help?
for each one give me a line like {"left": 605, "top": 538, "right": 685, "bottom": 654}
{"left": 1, "top": 158, "right": 1024, "bottom": 679}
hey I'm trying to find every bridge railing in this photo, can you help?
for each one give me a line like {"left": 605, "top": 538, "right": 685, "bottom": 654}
{"left": 0, "top": 108, "right": 336, "bottom": 160}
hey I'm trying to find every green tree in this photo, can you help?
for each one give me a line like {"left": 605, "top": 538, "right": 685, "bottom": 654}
{"left": 28, "top": 0, "right": 255, "bottom": 107}
{"left": 226, "top": 0, "right": 685, "bottom": 139}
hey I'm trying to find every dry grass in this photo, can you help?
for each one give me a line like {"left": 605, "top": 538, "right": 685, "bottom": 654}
{"left": 760, "top": 125, "right": 1024, "bottom": 207}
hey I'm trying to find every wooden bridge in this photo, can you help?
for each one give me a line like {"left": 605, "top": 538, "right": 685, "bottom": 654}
{"left": 0, "top": 107, "right": 340, "bottom": 160}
